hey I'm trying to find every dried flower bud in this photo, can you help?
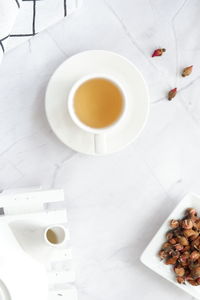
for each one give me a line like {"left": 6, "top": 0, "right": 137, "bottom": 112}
{"left": 174, "top": 267, "right": 185, "bottom": 277}
{"left": 152, "top": 48, "right": 166, "bottom": 57}
{"left": 178, "top": 236, "right": 189, "bottom": 246}
{"left": 190, "top": 251, "right": 200, "bottom": 261}
{"left": 182, "top": 66, "right": 193, "bottom": 77}
{"left": 182, "top": 219, "right": 193, "bottom": 230}
{"left": 168, "top": 88, "right": 177, "bottom": 101}
{"left": 186, "top": 208, "right": 197, "bottom": 217}
{"left": 192, "top": 266, "right": 200, "bottom": 279}
{"left": 170, "top": 219, "right": 179, "bottom": 229}
{"left": 169, "top": 238, "right": 177, "bottom": 245}
{"left": 176, "top": 276, "right": 185, "bottom": 284}
{"left": 165, "top": 257, "right": 177, "bottom": 265}
{"left": 158, "top": 250, "right": 168, "bottom": 259}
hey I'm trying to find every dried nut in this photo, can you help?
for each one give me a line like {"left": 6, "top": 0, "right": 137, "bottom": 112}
{"left": 158, "top": 250, "right": 168, "bottom": 259}
{"left": 187, "top": 208, "right": 197, "bottom": 217}
{"left": 152, "top": 48, "right": 166, "bottom": 57}
{"left": 192, "top": 266, "right": 200, "bottom": 279}
{"left": 175, "top": 244, "right": 184, "bottom": 251}
{"left": 170, "top": 219, "right": 179, "bottom": 229}
{"left": 178, "top": 236, "right": 189, "bottom": 246}
{"left": 182, "top": 219, "right": 193, "bottom": 230}
{"left": 182, "top": 66, "right": 193, "bottom": 77}
{"left": 176, "top": 276, "right": 185, "bottom": 284}
{"left": 169, "top": 238, "right": 177, "bottom": 245}
{"left": 168, "top": 88, "right": 177, "bottom": 101}
{"left": 166, "top": 232, "right": 174, "bottom": 240}
{"left": 190, "top": 251, "right": 200, "bottom": 261}
{"left": 165, "top": 257, "right": 177, "bottom": 265}
{"left": 174, "top": 267, "right": 185, "bottom": 277}
{"left": 183, "top": 229, "right": 196, "bottom": 238}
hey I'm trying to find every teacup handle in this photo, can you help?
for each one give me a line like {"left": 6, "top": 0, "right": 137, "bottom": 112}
{"left": 95, "top": 134, "right": 107, "bottom": 154}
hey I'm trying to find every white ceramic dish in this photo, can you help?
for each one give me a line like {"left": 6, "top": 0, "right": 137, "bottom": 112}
{"left": 141, "top": 193, "right": 200, "bottom": 299}
{"left": 45, "top": 50, "right": 149, "bottom": 155}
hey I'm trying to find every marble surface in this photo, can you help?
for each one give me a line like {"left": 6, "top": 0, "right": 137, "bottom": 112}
{"left": 0, "top": 0, "right": 200, "bottom": 299}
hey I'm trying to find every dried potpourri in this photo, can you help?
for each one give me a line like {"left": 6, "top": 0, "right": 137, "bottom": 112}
{"left": 158, "top": 208, "right": 200, "bottom": 286}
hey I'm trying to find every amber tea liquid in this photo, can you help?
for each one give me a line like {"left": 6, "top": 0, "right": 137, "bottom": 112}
{"left": 74, "top": 78, "right": 124, "bottom": 129}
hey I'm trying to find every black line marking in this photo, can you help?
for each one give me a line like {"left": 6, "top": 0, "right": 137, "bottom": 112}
{"left": 0, "top": 41, "right": 5, "bottom": 53}
{"left": 10, "top": 33, "right": 35, "bottom": 37}
{"left": 33, "top": 0, "right": 36, "bottom": 35}
{"left": 15, "top": 0, "right": 20, "bottom": 8}
{"left": 64, "top": 0, "right": 67, "bottom": 17}
{"left": 0, "top": 35, "right": 9, "bottom": 42}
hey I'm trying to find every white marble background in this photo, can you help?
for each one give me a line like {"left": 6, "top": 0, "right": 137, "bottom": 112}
{"left": 0, "top": 0, "right": 200, "bottom": 299}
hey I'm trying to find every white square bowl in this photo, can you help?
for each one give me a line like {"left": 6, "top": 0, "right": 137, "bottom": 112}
{"left": 140, "top": 193, "right": 200, "bottom": 299}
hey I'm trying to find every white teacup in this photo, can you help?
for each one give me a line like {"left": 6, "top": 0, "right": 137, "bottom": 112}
{"left": 44, "top": 225, "right": 66, "bottom": 247}
{"left": 68, "top": 74, "right": 127, "bottom": 154}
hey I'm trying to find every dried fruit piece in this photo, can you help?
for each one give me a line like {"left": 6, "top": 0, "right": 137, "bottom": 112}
{"left": 169, "top": 238, "right": 177, "bottom": 245}
{"left": 183, "top": 229, "right": 196, "bottom": 238}
{"left": 182, "top": 65, "right": 193, "bottom": 77}
{"left": 176, "top": 276, "right": 185, "bottom": 284}
{"left": 165, "top": 257, "right": 177, "bottom": 265}
{"left": 152, "top": 48, "right": 166, "bottom": 57}
{"left": 168, "top": 88, "right": 177, "bottom": 101}
{"left": 190, "top": 251, "right": 200, "bottom": 261}
{"left": 186, "top": 208, "right": 197, "bottom": 217}
{"left": 170, "top": 219, "right": 179, "bottom": 228}
{"left": 174, "top": 267, "right": 185, "bottom": 277}
{"left": 175, "top": 244, "right": 184, "bottom": 251}
{"left": 182, "top": 219, "right": 193, "bottom": 230}
{"left": 178, "top": 236, "right": 189, "bottom": 246}
{"left": 192, "top": 266, "right": 200, "bottom": 279}
{"left": 166, "top": 231, "right": 174, "bottom": 240}
{"left": 188, "top": 280, "right": 198, "bottom": 286}
{"left": 158, "top": 250, "right": 168, "bottom": 259}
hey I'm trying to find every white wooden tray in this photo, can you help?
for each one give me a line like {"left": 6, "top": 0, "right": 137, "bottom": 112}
{"left": 0, "top": 188, "right": 77, "bottom": 300}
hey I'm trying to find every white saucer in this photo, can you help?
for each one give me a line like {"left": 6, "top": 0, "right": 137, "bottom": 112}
{"left": 45, "top": 50, "right": 149, "bottom": 155}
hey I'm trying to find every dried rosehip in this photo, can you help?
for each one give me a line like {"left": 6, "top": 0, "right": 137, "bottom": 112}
{"left": 182, "top": 66, "right": 193, "bottom": 77}
{"left": 182, "top": 219, "right": 193, "bottom": 230}
{"left": 176, "top": 276, "right": 185, "bottom": 284}
{"left": 190, "top": 251, "right": 200, "bottom": 261}
{"left": 170, "top": 219, "right": 179, "bottom": 229}
{"left": 174, "top": 267, "right": 185, "bottom": 277}
{"left": 192, "top": 266, "right": 200, "bottom": 279}
{"left": 168, "top": 88, "right": 177, "bottom": 101}
{"left": 165, "top": 257, "right": 177, "bottom": 265}
{"left": 166, "top": 231, "right": 174, "bottom": 240}
{"left": 186, "top": 208, "right": 197, "bottom": 217}
{"left": 169, "top": 238, "right": 177, "bottom": 245}
{"left": 175, "top": 244, "right": 184, "bottom": 251}
{"left": 152, "top": 48, "right": 166, "bottom": 57}
{"left": 183, "top": 229, "right": 196, "bottom": 238}
{"left": 158, "top": 250, "right": 168, "bottom": 259}
{"left": 178, "top": 236, "right": 189, "bottom": 246}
